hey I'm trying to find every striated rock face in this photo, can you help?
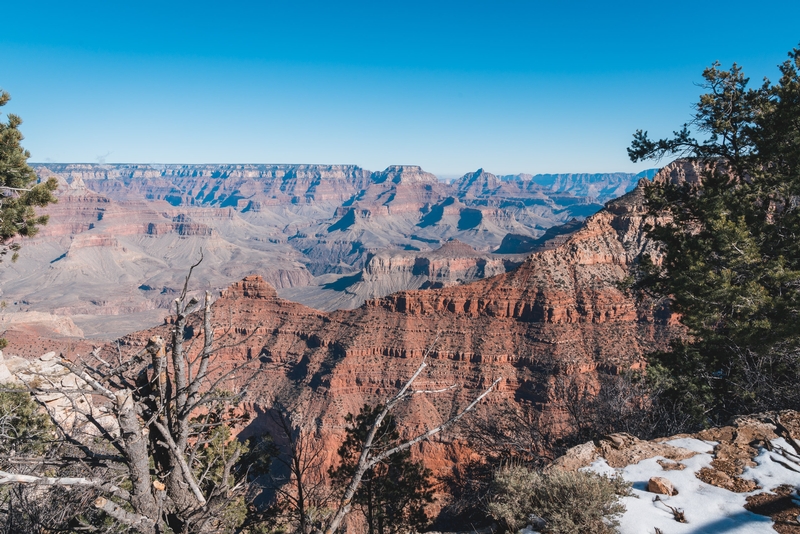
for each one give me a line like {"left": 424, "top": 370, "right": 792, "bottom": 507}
{"left": 222, "top": 275, "right": 280, "bottom": 299}
{"left": 454, "top": 168, "right": 501, "bottom": 197}
{"left": 372, "top": 165, "right": 439, "bottom": 185}
{"left": 10, "top": 162, "right": 654, "bottom": 338}
{"left": 34, "top": 163, "right": 375, "bottom": 206}
{"left": 652, "top": 159, "right": 706, "bottom": 186}
{"left": 146, "top": 219, "right": 213, "bottom": 236}
{"left": 279, "top": 239, "right": 523, "bottom": 311}
{"left": 33, "top": 163, "right": 647, "bottom": 266}
{"left": 494, "top": 218, "right": 584, "bottom": 254}
{"left": 368, "top": 182, "right": 660, "bottom": 327}
{"left": 0, "top": 176, "right": 314, "bottom": 339}
{"left": 112, "top": 175, "right": 680, "bottom": 504}
{"left": 499, "top": 170, "right": 656, "bottom": 199}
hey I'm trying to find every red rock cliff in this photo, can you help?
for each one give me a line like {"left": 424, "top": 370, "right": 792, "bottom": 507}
{"left": 115, "top": 177, "right": 680, "bottom": 491}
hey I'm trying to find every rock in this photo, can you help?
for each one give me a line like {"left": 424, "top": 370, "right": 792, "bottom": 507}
{"left": 0, "top": 313, "right": 85, "bottom": 339}
{"left": 106, "top": 172, "right": 688, "bottom": 484}
{"left": 0, "top": 350, "right": 119, "bottom": 437}
{"left": 696, "top": 467, "right": 760, "bottom": 493}
{"left": 9, "top": 162, "right": 649, "bottom": 340}
{"left": 0, "top": 351, "right": 12, "bottom": 382}
{"left": 550, "top": 441, "right": 599, "bottom": 472}
{"left": 648, "top": 476, "right": 677, "bottom": 496}
{"left": 281, "top": 239, "right": 520, "bottom": 311}
{"left": 554, "top": 433, "right": 696, "bottom": 472}
{"left": 608, "top": 433, "right": 628, "bottom": 449}
{"left": 657, "top": 459, "right": 687, "bottom": 471}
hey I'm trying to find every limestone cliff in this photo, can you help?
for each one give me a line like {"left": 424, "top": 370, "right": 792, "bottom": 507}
{"left": 110, "top": 173, "right": 680, "bottom": 495}
{"left": 9, "top": 163, "right": 651, "bottom": 338}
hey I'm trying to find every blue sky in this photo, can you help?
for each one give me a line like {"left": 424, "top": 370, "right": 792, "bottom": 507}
{"left": 2, "top": 1, "right": 798, "bottom": 176}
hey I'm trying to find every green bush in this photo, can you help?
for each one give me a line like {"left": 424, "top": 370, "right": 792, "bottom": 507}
{"left": 0, "top": 384, "right": 53, "bottom": 458}
{"left": 487, "top": 466, "right": 631, "bottom": 534}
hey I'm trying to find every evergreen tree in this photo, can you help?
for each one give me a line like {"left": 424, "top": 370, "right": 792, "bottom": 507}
{"left": 629, "top": 45, "right": 800, "bottom": 426}
{"left": 0, "top": 385, "right": 53, "bottom": 458}
{"left": 330, "top": 405, "right": 433, "bottom": 534}
{"left": 0, "top": 90, "right": 58, "bottom": 263}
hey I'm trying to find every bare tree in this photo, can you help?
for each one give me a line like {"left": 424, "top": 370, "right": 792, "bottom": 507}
{"left": 551, "top": 372, "right": 596, "bottom": 444}
{"left": 322, "top": 345, "right": 502, "bottom": 534}
{"left": 263, "top": 408, "right": 330, "bottom": 534}
{"left": 0, "top": 258, "right": 266, "bottom": 534}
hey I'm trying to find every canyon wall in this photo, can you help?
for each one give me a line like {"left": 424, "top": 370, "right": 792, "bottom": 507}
{"left": 0, "top": 164, "right": 651, "bottom": 339}
{"left": 110, "top": 173, "right": 679, "bottom": 497}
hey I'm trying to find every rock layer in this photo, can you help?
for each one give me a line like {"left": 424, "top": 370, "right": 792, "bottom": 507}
{"left": 111, "top": 174, "right": 680, "bottom": 497}
{"left": 1, "top": 163, "right": 653, "bottom": 336}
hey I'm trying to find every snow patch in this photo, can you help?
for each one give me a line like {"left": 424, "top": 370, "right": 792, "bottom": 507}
{"left": 582, "top": 438, "right": 800, "bottom": 534}
{"left": 663, "top": 437, "right": 717, "bottom": 454}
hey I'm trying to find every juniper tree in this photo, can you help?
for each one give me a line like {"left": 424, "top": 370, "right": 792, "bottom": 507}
{"left": 0, "top": 260, "right": 272, "bottom": 533}
{"left": 629, "top": 45, "right": 800, "bottom": 426}
{"left": 329, "top": 405, "right": 433, "bottom": 534}
{"left": 0, "top": 90, "right": 57, "bottom": 263}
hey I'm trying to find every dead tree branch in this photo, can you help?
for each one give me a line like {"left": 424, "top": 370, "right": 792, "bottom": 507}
{"left": 323, "top": 341, "right": 502, "bottom": 534}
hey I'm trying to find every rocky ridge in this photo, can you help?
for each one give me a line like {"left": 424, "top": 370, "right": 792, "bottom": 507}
{"left": 100, "top": 170, "right": 680, "bottom": 497}
{"left": 0, "top": 163, "right": 652, "bottom": 338}
{"left": 279, "top": 239, "right": 524, "bottom": 311}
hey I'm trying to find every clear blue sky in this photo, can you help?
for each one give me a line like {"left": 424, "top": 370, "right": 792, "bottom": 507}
{"left": 2, "top": 1, "right": 798, "bottom": 176}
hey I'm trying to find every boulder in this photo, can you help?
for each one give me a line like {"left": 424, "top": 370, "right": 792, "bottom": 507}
{"left": 648, "top": 476, "right": 677, "bottom": 496}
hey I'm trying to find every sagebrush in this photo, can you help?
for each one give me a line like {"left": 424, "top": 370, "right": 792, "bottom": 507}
{"left": 488, "top": 465, "right": 631, "bottom": 534}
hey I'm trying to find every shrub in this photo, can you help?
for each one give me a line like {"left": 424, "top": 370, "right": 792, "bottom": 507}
{"left": 487, "top": 465, "right": 631, "bottom": 534}
{"left": 0, "top": 384, "right": 53, "bottom": 458}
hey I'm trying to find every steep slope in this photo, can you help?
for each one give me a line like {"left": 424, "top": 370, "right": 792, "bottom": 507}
{"left": 5, "top": 163, "right": 653, "bottom": 338}
{"left": 108, "top": 173, "right": 679, "bottom": 492}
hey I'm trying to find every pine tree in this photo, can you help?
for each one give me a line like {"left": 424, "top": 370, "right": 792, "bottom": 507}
{"left": 330, "top": 405, "right": 433, "bottom": 534}
{"left": 629, "top": 45, "right": 800, "bottom": 426}
{"left": 0, "top": 90, "right": 58, "bottom": 263}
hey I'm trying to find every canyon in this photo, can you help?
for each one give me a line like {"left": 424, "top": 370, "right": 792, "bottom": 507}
{"left": 96, "top": 166, "right": 683, "bottom": 509}
{"left": 1, "top": 161, "right": 692, "bottom": 529}
{"left": 0, "top": 163, "right": 653, "bottom": 339}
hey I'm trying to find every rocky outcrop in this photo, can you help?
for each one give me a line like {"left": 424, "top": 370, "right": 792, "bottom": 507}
{"left": 12, "top": 163, "right": 654, "bottom": 338}
{"left": 34, "top": 163, "right": 375, "bottom": 206}
{"left": 371, "top": 165, "right": 438, "bottom": 185}
{"left": 499, "top": 170, "right": 656, "bottom": 199}
{"left": 652, "top": 159, "right": 706, "bottom": 186}
{"left": 551, "top": 412, "right": 800, "bottom": 534}
{"left": 454, "top": 169, "right": 501, "bottom": 197}
{"left": 368, "top": 182, "right": 660, "bottom": 328}
{"left": 494, "top": 218, "right": 584, "bottom": 254}
{"left": 0, "top": 312, "right": 85, "bottom": 338}
{"left": 0, "top": 350, "right": 118, "bottom": 435}
{"left": 363, "top": 239, "right": 508, "bottom": 283}
{"left": 146, "top": 216, "right": 213, "bottom": 236}
{"left": 279, "top": 239, "right": 523, "bottom": 311}
{"left": 109, "top": 174, "right": 681, "bottom": 501}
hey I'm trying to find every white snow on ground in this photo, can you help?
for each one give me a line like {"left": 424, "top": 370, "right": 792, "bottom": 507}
{"left": 577, "top": 437, "right": 800, "bottom": 534}
{"left": 743, "top": 438, "right": 800, "bottom": 490}
{"left": 663, "top": 437, "right": 717, "bottom": 454}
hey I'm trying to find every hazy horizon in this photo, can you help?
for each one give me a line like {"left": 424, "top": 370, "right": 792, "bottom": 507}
{"left": 30, "top": 161, "right": 659, "bottom": 181}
